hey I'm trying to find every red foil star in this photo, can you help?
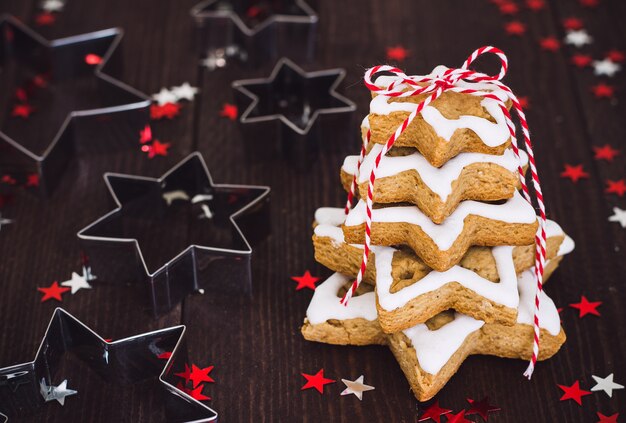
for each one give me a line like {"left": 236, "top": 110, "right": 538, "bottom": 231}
{"left": 291, "top": 270, "right": 320, "bottom": 291}
{"left": 85, "top": 53, "right": 103, "bottom": 65}
{"left": 504, "top": 21, "right": 526, "bottom": 36}
{"left": 560, "top": 164, "right": 589, "bottom": 182}
{"left": 11, "top": 103, "right": 35, "bottom": 118}
{"left": 466, "top": 397, "right": 501, "bottom": 420}
{"left": 563, "top": 17, "right": 584, "bottom": 30}
{"left": 151, "top": 102, "right": 181, "bottom": 120}
{"left": 35, "top": 12, "right": 56, "bottom": 26}
{"left": 142, "top": 140, "right": 171, "bottom": 158}
{"left": 157, "top": 352, "right": 172, "bottom": 360}
{"left": 569, "top": 295, "right": 602, "bottom": 317}
{"left": 14, "top": 87, "right": 28, "bottom": 102}
{"left": 219, "top": 103, "right": 239, "bottom": 120}
{"left": 591, "top": 83, "right": 615, "bottom": 99}
{"left": 593, "top": 144, "right": 620, "bottom": 161}
{"left": 386, "top": 45, "right": 409, "bottom": 61}
{"left": 419, "top": 401, "right": 452, "bottom": 423}
{"left": 540, "top": 37, "right": 560, "bottom": 52}
{"left": 596, "top": 412, "right": 620, "bottom": 423}
{"left": 26, "top": 173, "right": 40, "bottom": 187}
{"left": 606, "top": 179, "right": 626, "bottom": 196}
{"left": 498, "top": 2, "right": 519, "bottom": 15}
{"left": 605, "top": 50, "right": 625, "bottom": 63}
{"left": 1, "top": 175, "right": 16, "bottom": 185}
{"left": 300, "top": 369, "right": 335, "bottom": 394}
{"left": 558, "top": 380, "right": 592, "bottom": 405}
{"left": 189, "top": 364, "right": 215, "bottom": 388}
{"left": 175, "top": 363, "right": 192, "bottom": 384}
{"left": 177, "top": 381, "right": 211, "bottom": 401}
{"left": 447, "top": 410, "right": 472, "bottom": 423}
{"left": 579, "top": 0, "right": 599, "bottom": 7}
{"left": 525, "top": 0, "right": 545, "bottom": 11}
{"left": 571, "top": 54, "right": 593, "bottom": 68}
{"left": 38, "top": 281, "right": 71, "bottom": 302}
{"left": 139, "top": 124, "right": 152, "bottom": 144}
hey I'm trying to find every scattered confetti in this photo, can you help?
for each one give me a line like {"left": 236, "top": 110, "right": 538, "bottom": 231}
{"left": 572, "top": 54, "right": 593, "bottom": 68}
{"left": 608, "top": 207, "right": 626, "bottom": 228}
{"left": 505, "top": 21, "right": 526, "bottom": 36}
{"left": 564, "top": 30, "right": 592, "bottom": 48}
{"left": 447, "top": 410, "right": 472, "bottom": 423}
{"left": 593, "top": 144, "right": 620, "bottom": 161}
{"left": 139, "top": 124, "right": 152, "bottom": 144}
{"left": 558, "top": 380, "right": 592, "bottom": 405}
{"left": 171, "top": 82, "right": 198, "bottom": 101}
{"left": 386, "top": 45, "right": 409, "bottom": 61}
{"left": 418, "top": 401, "right": 452, "bottom": 423}
{"left": 301, "top": 369, "right": 335, "bottom": 394}
{"left": 157, "top": 351, "right": 172, "bottom": 360}
{"left": 560, "top": 164, "right": 589, "bottom": 183}
{"left": 498, "top": 2, "right": 519, "bottom": 15}
{"left": 1, "top": 175, "right": 16, "bottom": 185}
{"left": 35, "top": 12, "right": 55, "bottom": 26}
{"left": 0, "top": 213, "right": 14, "bottom": 231}
{"left": 38, "top": 281, "right": 71, "bottom": 302}
{"left": 596, "top": 412, "right": 620, "bottom": 423}
{"left": 142, "top": 140, "right": 171, "bottom": 158}
{"left": 467, "top": 397, "right": 501, "bottom": 420}
{"left": 84, "top": 54, "right": 102, "bottom": 65}
{"left": 606, "top": 179, "right": 626, "bottom": 196}
{"left": 152, "top": 88, "right": 178, "bottom": 105}
{"left": 11, "top": 104, "right": 35, "bottom": 118}
{"left": 26, "top": 173, "right": 40, "bottom": 187}
{"left": 605, "top": 50, "right": 625, "bottom": 63}
{"left": 219, "top": 103, "right": 239, "bottom": 121}
{"left": 291, "top": 270, "right": 320, "bottom": 291}
{"left": 39, "top": 379, "right": 77, "bottom": 406}
{"left": 41, "top": 0, "right": 65, "bottom": 12}
{"left": 593, "top": 59, "right": 621, "bottom": 77}
{"left": 540, "top": 37, "right": 560, "bottom": 52}
{"left": 591, "top": 83, "right": 615, "bottom": 99}
{"left": 189, "top": 364, "right": 215, "bottom": 388}
{"left": 60, "top": 272, "right": 92, "bottom": 294}
{"left": 177, "top": 381, "right": 211, "bottom": 401}
{"left": 579, "top": 0, "right": 599, "bottom": 7}
{"left": 340, "top": 375, "right": 375, "bottom": 400}
{"left": 175, "top": 363, "right": 192, "bottom": 384}
{"left": 151, "top": 102, "right": 181, "bottom": 120}
{"left": 525, "top": 0, "right": 545, "bottom": 11}
{"left": 591, "top": 374, "right": 624, "bottom": 397}
{"left": 569, "top": 295, "right": 602, "bottom": 317}
{"left": 563, "top": 17, "right": 584, "bottom": 31}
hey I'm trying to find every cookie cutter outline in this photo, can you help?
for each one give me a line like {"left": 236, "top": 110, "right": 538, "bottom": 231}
{"left": 77, "top": 151, "right": 271, "bottom": 317}
{"left": 0, "top": 14, "right": 151, "bottom": 195}
{"left": 0, "top": 308, "right": 218, "bottom": 421}
{"left": 232, "top": 57, "right": 356, "bottom": 169}
{"left": 190, "top": 0, "right": 318, "bottom": 67}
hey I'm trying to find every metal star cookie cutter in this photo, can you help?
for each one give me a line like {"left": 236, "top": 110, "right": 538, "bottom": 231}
{"left": 190, "top": 0, "right": 318, "bottom": 68}
{"left": 77, "top": 152, "right": 271, "bottom": 317}
{"left": 232, "top": 57, "right": 356, "bottom": 169}
{"left": 0, "top": 15, "right": 151, "bottom": 195}
{"left": 0, "top": 308, "right": 218, "bottom": 421}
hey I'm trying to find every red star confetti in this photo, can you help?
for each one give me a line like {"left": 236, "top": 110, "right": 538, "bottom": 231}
{"left": 447, "top": 410, "right": 472, "bottom": 423}
{"left": 11, "top": 104, "right": 35, "bottom": 118}
{"left": 540, "top": 37, "right": 560, "bottom": 52}
{"left": 558, "top": 380, "right": 592, "bottom": 405}
{"left": 177, "top": 381, "right": 211, "bottom": 401}
{"left": 572, "top": 54, "right": 593, "bottom": 68}
{"left": 84, "top": 53, "right": 102, "bottom": 65}
{"left": 418, "top": 401, "right": 452, "bottom": 423}
{"left": 35, "top": 12, "right": 55, "bottom": 26}
{"left": 246, "top": 5, "right": 262, "bottom": 17}
{"left": 606, "top": 50, "right": 625, "bottom": 63}
{"left": 38, "top": 281, "right": 71, "bottom": 302}
{"left": 1, "top": 175, "right": 16, "bottom": 185}
{"left": 505, "top": 21, "right": 526, "bottom": 36}
{"left": 591, "top": 83, "right": 615, "bottom": 99}
{"left": 32, "top": 74, "right": 48, "bottom": 88}
{"left": 189, "top": 364, "right": 215, "bottom": 388}
{"left": 15, "top": 87, "right": 28, "bottom": 102}
{"left": 606, "top": 179, "right": 626, "bottom": 196}
{"left": 593, "top": 144, "right": 620, "bottom": 161}
{"left": 150, "top": 102, "right": 181, "bottom": 120}
{"left": 386, "top": 45, "right": 409, "bottom": 61}
{"left": 157, "top": 351, "right": 172, "bottom": 360}
{"left": 219, "top": 103, "right": 238, "bottom": 120}
{"left": 301, "top": 369, "right": 335, "bottom": 394}
{"left": 579, "top": 0, "right": 599, "bottom": 7}
{"left": 175, "top": 363, "right": 192, "bottom": 384}
{"left": 26, "top": 173, "right": 40, "bottom": 187}
{"left": 525, "top": 0, "right": 545, "bottom": 11}
{"left": 498, "top": 2, "right": 519, "bottom": 15}
{"left": 467, "top": 397, "right": 501, "bottom": 420}
{"left": 560, "top": 164, "right": 589, "bottom": 183}
{"left": 291, "top": 270, "right": 320, "bottom": 291}
{"left": 517, "top": 96, "right": 530, "bottom": 109}
{"left": 569, "top": 295, "right": 602, "bottom": 317}
{"left": 142, "top": 140, "right": 171, "bottom": 158}
{"left": 597, "top": 412, "right": 620, "bottom": 423}
{"left": 139, "top": 124, "right": 152, "bottom": 144}
{"left": 563, "top": 17, "right": 584, "bottom": 30}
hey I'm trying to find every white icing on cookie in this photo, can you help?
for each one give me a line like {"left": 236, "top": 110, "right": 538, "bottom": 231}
{"left": 315, "top": 207, "right": 347, "bottom": 227}
{"left": 305, "top": 273, "right": 377, "bottom": 325}
{"left": 374, "top": 245, "right": 520, "bottom": 310}
{"left": 516, "top": 267, "right": 561, "bottom": 336}
{"left": 342, "top": 143, "right": 529, "bottom": 202}
{"left": 557, "top": 235, "right": 575, "bottom": 256}
{"left": 344, "top": 191, "right": 537, "bottom": 251}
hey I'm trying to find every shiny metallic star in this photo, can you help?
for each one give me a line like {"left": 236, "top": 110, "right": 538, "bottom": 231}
{"left": 171, "top": 82, "right": 198, "bottom": 101}
{"left": 593, "top": 59, "right": 622, "bottom": 77}
{"left": 609, "top": 207, "right": 626, "bottom": 228}
{"left": 591, "top": 373, "right": 624, "bottom": 397}
{"left": 61, "top": 272, "right": 92, "bottom": 294}
{"left": 0, "top": 213, "right": 13, "bottom": 231}
{"left": 41, "top": 0, "right": 64, "bottom": 12}
{"left": 564, "top": 30, "right": 592, "bottom": 48}
{"left": 340, "top": 375, "right": 375, "bottom": 400}
{"left": 152, "top": 88, "right": 178, "bottom": 105}
{"left": 39, "top": 379, "right": 77, "bottom": 405}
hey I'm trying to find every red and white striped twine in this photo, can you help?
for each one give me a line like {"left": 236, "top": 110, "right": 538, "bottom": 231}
{"left": 342, "top": 46, "right": 547, "bottom": 378}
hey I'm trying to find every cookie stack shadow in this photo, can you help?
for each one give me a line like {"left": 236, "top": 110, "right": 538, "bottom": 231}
{"left": 300, "top": 66, "right": 575, "bottom": 401}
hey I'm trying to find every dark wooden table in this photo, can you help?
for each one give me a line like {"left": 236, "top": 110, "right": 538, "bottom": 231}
{"left": 0, "top": 0, "right": 625, "bottom": 421}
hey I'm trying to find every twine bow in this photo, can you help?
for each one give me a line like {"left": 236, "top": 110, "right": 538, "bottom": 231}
{"left": 343, "top": 46, "right": 547, "bottom": 378}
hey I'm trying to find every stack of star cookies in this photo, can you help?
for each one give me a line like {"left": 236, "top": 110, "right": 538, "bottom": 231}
{"left": 301, "top": 65, "right": 574, "bottom": 401}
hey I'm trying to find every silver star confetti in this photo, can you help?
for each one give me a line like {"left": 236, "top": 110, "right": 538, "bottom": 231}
{"left": 593, "top": 59, "right": 621, "bottom": 77}
{"left": 41, "top": 0, "right": 64, "bottom": 12}
{"left": 564, "top": 30, "right": 592, "bottom": 48}
{"left": 171, "top": 82, "right": 198, "bottom": 101}
{"left": 61, "top": 272, "right": 92, "bottom": 294}
{"left": 39, "top": 379, "right": 77, "bottom": 405}
{"left": 0, "top": 213, "right": 14, "bottom": 231}
{"left": 152, "top": 88, "right": 178, "bottom": 105}
{"left": 340, "top": 375, "right": 375, "bottom": 400}
{"left": 591, "top": 373, "right": 624, "bottom": 397}
{"left": 609, "top": 207, "right": 626, "bottom": 228}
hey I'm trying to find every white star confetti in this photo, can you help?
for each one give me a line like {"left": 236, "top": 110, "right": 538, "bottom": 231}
{"left": 593, "top": 59, "right": 621, "bottom": 77}
{"left": 564, "top": 30, "right": 592, "bottom": 48}
{"left": 609, "top": 207, "right": 626, "bottom": 228}
{"left": 0, "top": 213, "right": 14, "bottom": 231}
{"left": 171, "top": 82, "right": 198, "bottom": 101}
{"left": 152, "top": 88, "right": 178, "bottom": 105}
{"left": 591, "top": 373, "right": 624, "bottom": 397}
{"left": 61, "top": 272, "right": 92, "bottom": 294}
{"left": 39, "top": 379, "right": 77, "bottom": 406}
{"left": 340, "top": 375, "right": 375, "bottom": 400}
{"left": 41, "top": 0, "right": 64, "bottom": 12}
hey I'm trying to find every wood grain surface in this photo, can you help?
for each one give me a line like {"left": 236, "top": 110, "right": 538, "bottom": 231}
{"left": 0, "top": 0, "right": 624, "bottom": 421}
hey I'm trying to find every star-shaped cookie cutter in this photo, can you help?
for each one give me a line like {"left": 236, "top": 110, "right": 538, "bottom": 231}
{"left": 0, "top": 15, "right": 150, "bottom": 195}
{"left": 77, "top": 152, "right": 271, "bottom": 317}
{"left": 0, "top": 308, "right": 218, "bottom": 421}
{"left": 191, "top": 0, "right": 318, "bottom": 67}
{"left": 232, "top": 58, "right": 356, "bottom": 169}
